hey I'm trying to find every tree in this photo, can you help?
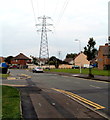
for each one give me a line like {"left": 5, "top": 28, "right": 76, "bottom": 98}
{"left": 5, "top": 56, "right": 13, "bottom": 64}
{"left": 84, "top": 38, "right": 97, "bottom": 78}
{"left": 49, "top": 56, "right": 57, "bottom": 62}
{"left": 66, "top": 53, "right": 77, "bottom": 59}
{"left": 30, "top": 56, "right": 38, "bottom": 65}
{"left": 48, "top": 56, "right": 61, "bottom": 68}
{"left": 84, "top": 38, "right": 97, "bottom": 61}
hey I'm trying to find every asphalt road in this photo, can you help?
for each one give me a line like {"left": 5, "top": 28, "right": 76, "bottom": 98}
{"left": 2, "top": 69, "right": 110, "bottom": 119}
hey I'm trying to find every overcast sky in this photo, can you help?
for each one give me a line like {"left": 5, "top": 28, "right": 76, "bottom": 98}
{"left": 0, "top": 0, "right": 109, "bottom": 59}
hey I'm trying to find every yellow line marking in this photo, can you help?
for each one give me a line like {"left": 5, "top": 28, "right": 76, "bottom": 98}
{"left": 7, "top": 77, "right": 17, "bottom": 80}
{"left": 20, "top": 74, "right": 31, "bottom": 78}
{"left": 52, "top": 88, "right": 105, "bottom": 110}
{"left": 21, "top": 74, "right": 28, "bottom": 76}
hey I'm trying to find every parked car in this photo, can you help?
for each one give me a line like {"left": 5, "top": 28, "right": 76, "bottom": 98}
{"left": 88, "top": 65, "right": 93, "bottom": 68}
{"left": 72, "top": 65, "right": 80, "bottom": 69}
{"left": 45, "top": 67, "right": 50, "bottom": 70}
{"left": 32, "top": 67, "right": 43, "bottom": 73}
{"left": 9, "top": 64, "right": 19, "bottom": 69}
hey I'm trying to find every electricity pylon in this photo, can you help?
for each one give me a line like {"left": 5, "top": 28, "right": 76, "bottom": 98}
{"left": 36, "top": 15, "right": 53, "bottom": 64}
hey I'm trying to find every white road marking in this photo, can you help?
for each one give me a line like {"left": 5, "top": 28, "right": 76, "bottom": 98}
{"left": 38, "top": 103, "right": 42, "bottom": 107}
{"left": 64, "top": 75, "right": 109, "bottom": 84}
{"left": 44, "top": 73, "right": 57, "bottom": 76}
{"left": 90, "top": 85, "right": 101, "bottom": 89}
{"left": 72, "top": 74, "right": 79, "bottom": 77}
{"left": 52, "top": 103, "right": 55, "bottom": 106}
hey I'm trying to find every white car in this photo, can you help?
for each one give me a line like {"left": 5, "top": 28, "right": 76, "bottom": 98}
{"left": 32, "top": 67, "right": 43, "bottom": 73}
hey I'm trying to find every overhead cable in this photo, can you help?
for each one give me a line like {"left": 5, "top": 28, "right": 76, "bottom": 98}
{"left": 52, "top": 0, "right": 59, "bottom": 18}
{"left": 36, "top": 0, "right": 39, "bottom": 17}
{"left": 30, "top": 0, "right": 37, "bottom": 24}
{"left": 44, "top": 0, "right": 46, "bottom": 15}
{"left": 56, "top": 0, "right": 70, "bottom": 26}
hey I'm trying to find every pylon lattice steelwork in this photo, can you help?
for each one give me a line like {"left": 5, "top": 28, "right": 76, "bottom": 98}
{"left": 36, "top": 15, "right": 52, "bottom": 61}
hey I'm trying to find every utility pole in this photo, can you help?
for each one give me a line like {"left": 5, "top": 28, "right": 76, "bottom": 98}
{"left": 58, "top": 51, "right": 61, "bottom": 60}
{"left": 36, "top": 15, "right": 53, "bottom": 65}
{"left": 74, "top": 39, "right": 82, "bottom": 74}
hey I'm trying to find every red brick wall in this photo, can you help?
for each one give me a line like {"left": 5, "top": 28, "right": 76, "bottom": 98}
{"left": 104, "top": 56, "right": 110, "bottom": 65}
{"left": 98, "top": 45, "right": 110, "bottom": 70}
{"left": 11, "top": 60, "right": 27, "bottom": 65}
{"left": 98, "top": 47, "right": 104, "bottom": 70}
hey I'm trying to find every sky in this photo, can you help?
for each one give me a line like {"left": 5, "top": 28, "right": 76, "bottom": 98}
{"left": 0, "top": 0, "right": 109, "bottom": 60}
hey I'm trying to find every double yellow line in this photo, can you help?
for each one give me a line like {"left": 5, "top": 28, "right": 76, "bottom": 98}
{"left": 21, "top": 74, "right": 31, "bottom": 79}
{"left": 52, "top": 88, "right": 105, "bottom": 110}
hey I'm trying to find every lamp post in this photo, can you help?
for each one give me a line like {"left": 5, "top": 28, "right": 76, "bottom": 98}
{"left": 74, "top": 39, "right": 82, "bottom": 73}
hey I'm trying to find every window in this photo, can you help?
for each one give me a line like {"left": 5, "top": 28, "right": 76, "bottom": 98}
{"left": 107, "top": 55, "right": 110, "bottom": 58}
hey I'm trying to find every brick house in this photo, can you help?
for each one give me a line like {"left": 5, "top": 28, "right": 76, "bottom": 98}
{"left": 97, "top": 43, "right": 110, "bottom": 70}
{"left": 74, "top": 53, "right": 90, "bottom": 67}
{"left": 0, "top": 57, "right": 5, "bottom": 63}
{"left": 11, "top": 53, "right": 31, "bottom": 68}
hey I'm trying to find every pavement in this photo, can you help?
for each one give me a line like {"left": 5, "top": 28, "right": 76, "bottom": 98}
{"left": 45, "top": 71, "right": 110, "bottom": 82}
{"left": 2, "top": 70, "right": 110, "bottom": 119}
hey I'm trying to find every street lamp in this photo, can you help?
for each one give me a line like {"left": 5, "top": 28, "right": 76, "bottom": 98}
{"left": 74, "top": 39, "right": 81, "bottom": 53}
{"left": 74, "top": 39, "right": 82, "bottom": 73}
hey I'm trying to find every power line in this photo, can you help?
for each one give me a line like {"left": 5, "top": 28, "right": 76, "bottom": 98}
{"left": 58, "top": 51, "right": 62, "bottom": 59}
{"left": 30, "top": 0, "right": 37, "bottom": 24}
{"left": 43, "top": 0, "right": 46, "bottom": 15}
{"left": 52, "top": 0, "right": 59, "bottom": 18}
{"left": 31, "top": 0, "right": 70, "bottom": 28}
{"left": 57, "top": 0, "right": 70, "bottom": 24}
{"left": 56, "top": 0, "right": 70, "bottom": 26}
{"left": 36, "top": 0, "right": 39, "bottom": 17}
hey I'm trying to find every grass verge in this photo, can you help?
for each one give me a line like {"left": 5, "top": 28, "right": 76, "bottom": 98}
{"left": 44, "top": 68, "right": 110, "bottom": 76}
{"left": 0, "top": 74, "right": 10, "bottom": 79}
{"left": 2, "top": 85, "right": 21, "bottom": 119}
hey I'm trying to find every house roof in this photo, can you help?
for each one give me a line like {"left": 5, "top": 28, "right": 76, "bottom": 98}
{"left": 64, "top": 58, "right": 74, "bottom": 63}
{"left": 0, "top": 57, "right": 5, "bottom": 62}
{"left": 0, "top": 57, "right": 5, "bottom": 60}
{"left": 74, "top": 52, "right": 86, "bottom": 60}
{"left": 13, "top": 53, "right": 31, "bottom": 60}
{"left": 99, "top": 45, "right": 110, "bottom": 56}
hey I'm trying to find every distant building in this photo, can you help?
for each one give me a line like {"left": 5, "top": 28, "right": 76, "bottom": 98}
{"left": 11, "top": 53, "right": 31, "bottom": 68}
{"left": 64, "top": 58, "right": 74, "bottom": 65}
{"left": 36, "top": 58, "right": 48, "bottom": 65}
{"left": 97, "top": 43, "right": 110, "bottom": 70}
{"left": 74, "top": 53, "right": 90, "bottom": 67}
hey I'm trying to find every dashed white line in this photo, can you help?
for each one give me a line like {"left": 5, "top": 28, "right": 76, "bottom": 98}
{"left": 38, "top": 103, "right": 42, "bottom": 107}
{"left": 90, "top": 85, "right": 101, "bottom": 89}
{"left": 52, "top": 103, "right": 56, "bottom": 106}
